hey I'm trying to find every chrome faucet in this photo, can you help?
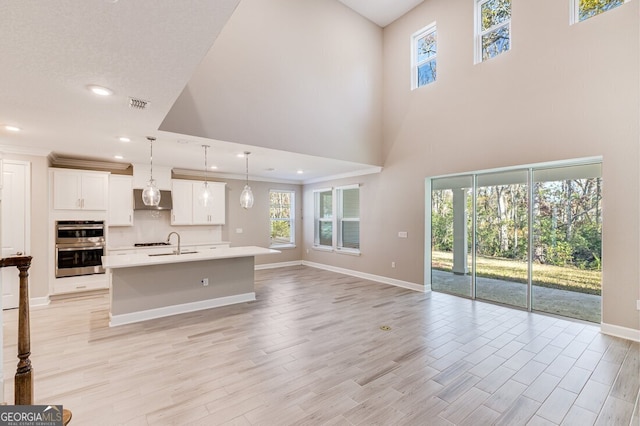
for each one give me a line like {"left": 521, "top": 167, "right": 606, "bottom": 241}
{"left": 167, "top": 231, "right": 181, "bottom": 255}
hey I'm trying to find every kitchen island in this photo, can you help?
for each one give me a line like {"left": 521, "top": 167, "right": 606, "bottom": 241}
{"left": 102, "top": 246, "right": 280, "bottom": 326}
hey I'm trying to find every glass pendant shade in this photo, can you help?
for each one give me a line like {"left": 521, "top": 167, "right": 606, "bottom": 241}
{"left": 199, "top": 181, "right": 212, "bottom": 207}
{"left": 240, "top": 184, "right": 254, "bottom": 209}
{"left": 142, "top": 179, "right": 161, "bottom": 206}
{"left": 240, "top": 151, "right": 253, "bottom": 209}
{"left": 142, "top": 136, "right": 161, "bottom": 207}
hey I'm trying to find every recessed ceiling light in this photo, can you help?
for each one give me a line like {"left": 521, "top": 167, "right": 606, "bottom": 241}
{"left": 297, "top": 170, "right": 304, "bottom": 174}
{"left": 237, "top": 153, "right": 245, "bottom": 158}
{"left": 4, "top": 125, "right": 21, "bottom": 132}
{"left": 119, "top": 136, "right": 130, "bottom": 143}
{"left": 88, "top": 85, "right": 113, "bottom": 96}
{"left": 210, "top": 165, "right": 218, "bottom": 170}
{"left": 114, "top": 155, "right": 124, "bottom": 160}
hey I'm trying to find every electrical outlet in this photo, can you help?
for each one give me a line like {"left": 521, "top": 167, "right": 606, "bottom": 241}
{"left": 306, "top": 248, "right": 309, "bottom": 254}
{"left": 391, "top": 261, "right": 396, "bottom": 268}
{"left": 236, "top": 228, "right": 243, "bottom": 234}
{"left": 201, "top": 278, "right": 209, "bottom": 286}
{"left": 398, "top": 231, "right": 408, "bottom": 238}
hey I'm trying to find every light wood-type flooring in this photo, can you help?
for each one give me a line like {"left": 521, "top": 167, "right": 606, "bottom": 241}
{"left": 3, "top": 266, "right": 639, "bottom": 425}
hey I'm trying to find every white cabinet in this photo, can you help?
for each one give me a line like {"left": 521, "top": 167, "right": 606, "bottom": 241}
{"left": 109, "top": 175, "right": 133, "bottom": 226}
{"left": 171, "top": 179, "right": 226, "bottom": 225}
{"left": 193, "top": 183, "right": 226, "bottom": 225}
{"left": 170, "top": 180, "right": 194, "bottom": 225}
{"left": 52, "top": 275, "right": 108, "bottom": 295}
{"left": 52, "top": 168, "right": 109, "bottom": 210}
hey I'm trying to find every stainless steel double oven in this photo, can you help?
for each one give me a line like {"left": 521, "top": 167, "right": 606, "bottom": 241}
{"left": 55, "top": 220, "right": 105, "bottom": 278}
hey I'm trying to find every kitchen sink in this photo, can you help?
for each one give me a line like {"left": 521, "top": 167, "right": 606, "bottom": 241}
{"left": 148, "top": 251, "right": 198, "bottom": 256}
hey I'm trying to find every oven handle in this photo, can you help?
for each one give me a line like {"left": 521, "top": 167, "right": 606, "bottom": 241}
{"left": 56, "top": 246, "right": 104, "bottom": 252}
{"left": 56, "top": 225, "right": 104, "bottom": 231}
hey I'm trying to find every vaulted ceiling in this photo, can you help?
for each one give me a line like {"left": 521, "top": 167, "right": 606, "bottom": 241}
{"left": 0, "top": 0, "right": 422, "bottom": 183}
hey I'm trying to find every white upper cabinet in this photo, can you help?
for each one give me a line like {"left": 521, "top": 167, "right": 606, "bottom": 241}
{"left": 51, "top": 168, "right": 109, "bottom": 210}
{"left": 192, "top": 182, "right": 226, "bottom": 225}
{"left": 108, "top": 175, "right": 133, "bottom": 226}
{"left": 170, "top": 179, "right": 193, "bottom": 225}
{"left": 171, "top": 179, "right": 226, "bottom": 225}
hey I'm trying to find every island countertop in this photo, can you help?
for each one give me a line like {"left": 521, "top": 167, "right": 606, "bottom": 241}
{"left": 102, "top": 245, "right": 280, "bottom": 269}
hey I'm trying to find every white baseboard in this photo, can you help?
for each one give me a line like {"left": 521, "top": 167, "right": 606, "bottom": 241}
{"left": 302, "top": 261, "right": 425, "bottom": 292}
{"left": 30, "top": 296, "right": 50, "bottom": 307}
{"left": 255, "top": 261, "right": 303, "bottom": 270}
{"left": 109, "top": 292, "right": 256, "bottom": 327}
{"left": 601, "top": 322, "right": 640, "bottom": 342}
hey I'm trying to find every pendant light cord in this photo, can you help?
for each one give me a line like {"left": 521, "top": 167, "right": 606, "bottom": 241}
{"left": 244, "top": 151, "right": 250, "bottom": 186}
{"left": 147, "top": 136, "right": 155, "bottom": 181}
{"left": 203, "top": 145, "right": 209, "bottom": 185}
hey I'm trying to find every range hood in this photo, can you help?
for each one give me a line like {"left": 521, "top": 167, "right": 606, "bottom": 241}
{"left": 133, "top": 189, "right": 173, "bottom": 210}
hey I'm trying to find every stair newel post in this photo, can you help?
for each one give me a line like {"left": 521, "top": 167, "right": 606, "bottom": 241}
{"left": 14, "top": 256, "right": 33, "bottom": 405}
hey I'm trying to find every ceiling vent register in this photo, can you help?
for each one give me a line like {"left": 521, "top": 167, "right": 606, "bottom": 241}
{"left": 128, "top": 97, "right": 149, "bottom": 110}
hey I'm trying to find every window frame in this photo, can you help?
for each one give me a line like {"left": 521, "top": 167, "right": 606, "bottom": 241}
{"left": 313, "top": 188, "right": 334, "bottom": 250}
{"left": 269, "top": 189, "right": 295, "bottom": 248}
{"left": 336, "top": 184, "right": 361, "bottom": 254}
{"left": 313, "top": 185, "right": 361, "bottom": 255}
{"left": 411, "top": 22, "right": 437, "bottom": 90}
{"left": 474, "top": 0, "right": 512, "bottom": 64}
{"left": 570, "top": 0, "right": 628, "bottom": 24}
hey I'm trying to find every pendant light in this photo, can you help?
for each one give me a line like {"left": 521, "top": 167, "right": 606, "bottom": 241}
{"left": 198, "top": 145, "right": 212, "bottom": 207}
{"left": 142, "top": 136, "right": 161, "bottom": 207}
{"left": 240, "top": 151, "right": 254, "bottom": 209}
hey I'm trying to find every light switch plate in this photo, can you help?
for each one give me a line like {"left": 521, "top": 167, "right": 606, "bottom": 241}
{"left": 398, "top": 231, "right": 408, "bottom": 238}
{"left": 236, "top": 228, "right": 243, "bottom": 234}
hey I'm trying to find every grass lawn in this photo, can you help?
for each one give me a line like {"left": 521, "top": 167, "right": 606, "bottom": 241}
{"left": 432, "top": 251, "right": 601, "bottom": 295}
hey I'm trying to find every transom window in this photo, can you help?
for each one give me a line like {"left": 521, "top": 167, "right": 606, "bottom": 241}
{"left": 572, "top": 0, "right": 628, "bottom": 23}
{"left": 411, "top": 23, "right": 437, "bottom": 89}
{"left": 475, "top": 0, "right": 511, "bottom": 63}
{"left": 313, "top": 185, "right": 360, "bottom": 253}
{"left": 269, "top": 190, "right": 295, "bottom": 247}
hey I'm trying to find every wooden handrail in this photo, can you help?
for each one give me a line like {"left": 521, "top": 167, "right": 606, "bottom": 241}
{"left": 0, "top": 255, "right": 33, "bottom": 405}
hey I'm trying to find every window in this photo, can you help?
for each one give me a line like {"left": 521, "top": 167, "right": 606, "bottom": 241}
{"left": 314, "top": 189, "right": 333, "bottom": 248}
{"left": 572, "top": 0, "right": 627, "bottom": 23}
{"left": 337, "top": 186, "right": 360, "bottom": 251}
{"left": 412, "top": 23, "right": 437, "bottom": 89}
{"left": 313, "top": 185, "right": 360, "bottom": 253}
{"left": 475, "top": 0, "right": 511, "bottom": 63}
{"left": 269, "top": 190, "right": 295, "bottom": 247}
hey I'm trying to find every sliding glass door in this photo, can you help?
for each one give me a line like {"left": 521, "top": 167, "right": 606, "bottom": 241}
{"left": 431, "top": 176, "right": 473, "bottom": 298}
{"left": 428, "top": 160, "right": 602, "bottom": 323}
{"left": 475, "top": 171, "right": 529, "bottom": 308}
{"left": 532, "top": 164, "right": 602, "bottom": 322}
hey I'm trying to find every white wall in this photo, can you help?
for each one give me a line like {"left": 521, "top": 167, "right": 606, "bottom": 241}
{"left": 160, "top": 0, "right": 384, "bottom": 166}
{"left": 304, "top": 0, "right": 639, "bottom": 332}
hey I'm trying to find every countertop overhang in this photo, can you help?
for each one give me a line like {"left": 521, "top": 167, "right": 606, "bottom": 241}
{"left": 102, "top": 246, "right": 280, "bottom": 269}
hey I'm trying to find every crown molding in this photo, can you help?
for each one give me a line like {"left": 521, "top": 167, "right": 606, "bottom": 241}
{"left": 49, "top": 152, "right": 132, "bottom": 171}
{"left": 302, "top": 166, "right": 383, "bottom": 185}
{"left": 172, "top": 168, "right": 301, "bottom": 185}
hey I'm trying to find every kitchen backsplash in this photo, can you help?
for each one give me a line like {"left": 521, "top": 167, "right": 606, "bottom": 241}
{"left": 107, "top": 210, "right": 223, "bottom": 248}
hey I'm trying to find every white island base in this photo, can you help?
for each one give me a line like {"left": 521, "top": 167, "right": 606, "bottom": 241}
{"left": 104, "top": 246, "right": 279, "bottom": 326}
